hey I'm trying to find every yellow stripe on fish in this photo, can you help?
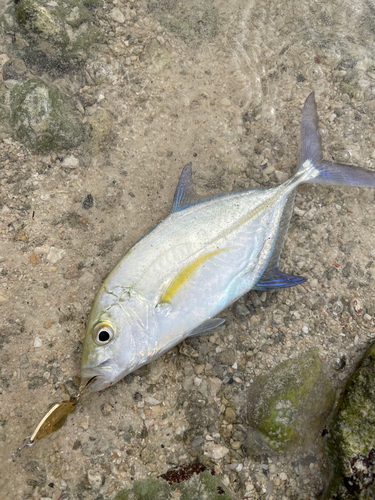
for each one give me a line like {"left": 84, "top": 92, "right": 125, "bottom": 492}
{"left": 159, "top": 248, "right": 230, "bottom": 304}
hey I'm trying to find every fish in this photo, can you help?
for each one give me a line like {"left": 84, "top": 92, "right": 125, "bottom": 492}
{"left": 81, "top": 92, "right": 375, "bottom": 391}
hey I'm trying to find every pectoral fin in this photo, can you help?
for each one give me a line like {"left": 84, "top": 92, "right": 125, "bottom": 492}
{"left": 187, "top": 318, "right": 225, "bottom": 337}
{"left": 253, "top": 268, "right": 306, "bottom": 290}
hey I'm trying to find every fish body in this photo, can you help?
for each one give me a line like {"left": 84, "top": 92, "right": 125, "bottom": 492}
{"left": 82, "top": 93, "right": 375, "bottom": 391}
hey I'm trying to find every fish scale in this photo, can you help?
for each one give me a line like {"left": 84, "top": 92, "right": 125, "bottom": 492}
{"left": 81, "top": 92, "right": 375, "bottom": 392}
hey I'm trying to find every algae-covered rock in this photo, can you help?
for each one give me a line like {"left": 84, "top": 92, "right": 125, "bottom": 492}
{"left": 15, "top": 0, "right": 101, "bottom": 69}
{"left": 10, "top": 78, "right": 84, "bottom": 153}
{"left": 115, "top": 465, "right": 237, "bottom": 500}
{"left": 247, "top": 348, "right": 335, "bottom": 454}
{"left": 84, "top": 109, "right": 112, "bottom": 154}
{"left": 324, "top": 342, "right": 375, "bottom": 499}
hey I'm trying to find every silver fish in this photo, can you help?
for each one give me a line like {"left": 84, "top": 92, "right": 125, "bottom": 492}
{"left": 81, "top": 92, "right": 375, "bottom": 391}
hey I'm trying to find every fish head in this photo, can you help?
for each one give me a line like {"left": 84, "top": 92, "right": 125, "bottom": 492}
{"left": 81, "top": 287, "right": 145, "bottom": 391}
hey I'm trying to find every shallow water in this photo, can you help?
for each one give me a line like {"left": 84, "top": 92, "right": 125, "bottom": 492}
{"left": 1, "top": 0, "right": 375, "bottom": 498}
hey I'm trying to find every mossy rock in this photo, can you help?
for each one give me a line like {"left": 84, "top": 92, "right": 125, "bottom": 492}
{"left": 324, "top": 342, "right": 375, "bottom": 499}
{"left": 15, "top": 0, "right": 101, "bottom": 68}
{"left": 115, "top": 466, "right": 237, "bottom": 500}
{"left": 247, "top": 348, "right": 335, "bottom": 453}
{"left": 10, "top": 78, "right": 84, "bottom": 153}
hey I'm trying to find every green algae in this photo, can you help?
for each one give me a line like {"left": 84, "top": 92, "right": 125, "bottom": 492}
{"left": 324, "top": 342, "right": 375, "bottom": 499}
{"left": 15, "top": 0, "right": 101, "bottom": 69}
{"left": 247, "top": 348, "right": 335, "bottom": 453}
{"left": 10, "top": 78, "right": 84, "bottom": 153}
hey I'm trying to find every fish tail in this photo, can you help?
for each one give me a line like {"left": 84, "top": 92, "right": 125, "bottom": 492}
{"left": 302, "top": 160, "right": 375, "bottom": 188}
{"left": 295, "top": 91, "right": 375, "bottom": 188}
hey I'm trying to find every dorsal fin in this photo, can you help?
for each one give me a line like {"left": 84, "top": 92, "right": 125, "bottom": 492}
{"left": 171, "top": 163, "right": 200, "bottom": 213}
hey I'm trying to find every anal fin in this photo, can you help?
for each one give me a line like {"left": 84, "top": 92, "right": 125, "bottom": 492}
{"left": 253, "top": 268, "right": 306, "bottom": 290}
{"left": 187, "top": 318, "right": 225, "bottom": 337}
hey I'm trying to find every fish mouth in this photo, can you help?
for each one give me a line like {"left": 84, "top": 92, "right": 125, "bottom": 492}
{"left": 81, "top": 360, "right": 118, "bottom": 391}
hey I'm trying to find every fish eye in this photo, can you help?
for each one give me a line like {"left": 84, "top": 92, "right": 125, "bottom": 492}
{"left": 93, "top": 324, "right": 114, "bottom": 346}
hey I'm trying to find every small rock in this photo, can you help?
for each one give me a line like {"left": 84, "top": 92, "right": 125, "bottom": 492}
{"left": 62, "top": 155, "right": 79, "bottom": 168}
{"left": 219, "top": 348, "right": 236, "bottom": 365}
{"left": 29, "top": 253, "right": 40, "bottom": 265}
{"left": 304, "top": 207, "right": 317, "bottom": 220}
{"left": 80, "top": 416, "right": 89, "bottom": 430}
{"left": 224, "top": 407, "right": 236, "bottom": 424}
{"left": 87, "top": 470, "right": 103, "bottom": 490}
{"left": 191, "top": 436, "right": 204, "bottom": 447}
{"left": 294, "top": 207, "right": 306, "bottom": 217}
{"left": 208, "top": 377, "right": 222, "bottom": 397}
{"left": 145, "top": 396, "right": 160, "bottom": 405}
{"left": 231, "top": 441, "right": 242, "bottom": 450}
{"left": 273, "top": 170, "right": 289, "bottom": 183}
{"left": 205, "top": 444, "right": 229, "bottom": 460}
{"left": 235, "top": 303, "right": 250, "bottom": 316}
{"left": 110, "top": 7, "right": 125, "bottom": 23}
{"left": 221, "top": 97, "right": 232, "bottom": 106}
{"left": 64, "top": 265, "right": 79, "bottom": 279}
{"left": 47, "top": 247, "right": 65, "bottom": 264}
{"left": 34, "top": 337, "right": 42, "bottom": 348}
{"left": 250, "top": 315, "right": 260, "bottom": 327}
{"left": 43, "top": 320, "right": 53, "bottom": 329}
{"left": 83, "top": 194, "right": 94, "bottom": 209}
{"left": 194, "top": 377, "right": 202, "bottom": 387}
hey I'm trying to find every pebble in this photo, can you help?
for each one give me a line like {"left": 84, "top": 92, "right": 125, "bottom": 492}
{"left": 250, "top": 315, "right": 260, "bottom": 327}
{"left": 87, "top": 470, "right": 103, "bottom": 490}
{"left": 29, "top": 253, "right": 40, "bottom": 265}
{"left": 208, "top": 377, "right": 222, "bottom": 397}
{"left": 221, "top": 97, "right": 232, "bottom": 106}
{"left": 145, "top": 396, "right": 160, "bottom": 405}
{"left": 294, "top": 207, "right": 306, "bottom": 216}
{"left": 61, "top": 155, "right": 79, "bottom": 168}
{"left": 302, "top": 326, "right": 309, "bottom": 334}
{"left": 33, "top": 337, "right": 42, "bottom": 348}
{"left": 205, "top": 444, "right": 229, "bottom": 460}
{"left": 110, "top": 7, "right": 125, "bottom": 23}
{"left": 224, "top": 407, "right": 236, "bottom": 423}
{"left": 304, "top": 207, "right": 317, "bottom": 220}
{"left": 80, "top": 416, "right": 89, "bottom": 430}
{"left": 47, "top": 247, "right": 65, "bottom": 264}
{"left": 191, "top": 436, "right": 204, "bottom": 447}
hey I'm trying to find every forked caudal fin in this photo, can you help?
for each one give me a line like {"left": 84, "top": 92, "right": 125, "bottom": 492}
{"left": 254, "top": 92, "right": 375, "bottom": 291}
{"left": 297, "top": 92, "right": 375, "bottom": 188}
